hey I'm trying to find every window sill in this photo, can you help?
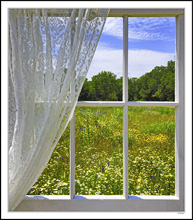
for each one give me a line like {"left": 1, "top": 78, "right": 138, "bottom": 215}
{"left": 15, "top": 195, "right": 182, "bottom": 211}
{"left": 23, "top": 195, "right": 179, "bottom": 200}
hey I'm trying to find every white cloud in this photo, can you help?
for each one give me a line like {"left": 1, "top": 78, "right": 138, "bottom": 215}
{"left": 129, "top": 17, "right": 175, "bottom": 41}
{"left": 102, "top": 17, "right": 175, "bottom": 41}
{"left": 128, "top": 49, "right": 175, "bottom": 78}
{"left": 102, "top": 17, "right": 123, "bottom": 39}
{"left": 87, "top": 45, "right": 174, "bottom": 80}
{"left": 87, "top": 44, "right": 122, "bottom": 80}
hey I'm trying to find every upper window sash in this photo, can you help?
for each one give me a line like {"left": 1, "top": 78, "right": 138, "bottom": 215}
{"left": 108, "top": 9, "right": 184, "bottom": 17}
{"left": 44, "top": 9, "right": 184, "bottom": 17}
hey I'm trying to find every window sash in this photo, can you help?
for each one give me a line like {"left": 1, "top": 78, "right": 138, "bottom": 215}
{"left": 16, "top": 9, "right": 184, "bottom": 212}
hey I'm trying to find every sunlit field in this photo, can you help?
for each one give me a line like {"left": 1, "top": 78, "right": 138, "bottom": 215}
{"left": 28, "top": 107, "right": 175, "bottom": 196}
{"left": 127, "top": 107, "right": 175, "bottom": 195}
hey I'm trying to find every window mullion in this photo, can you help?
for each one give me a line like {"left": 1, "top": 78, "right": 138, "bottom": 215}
{"left": 70, "top": 15, "right": 76, "bottom": 200}
{"left": 123, "top": 15, "right": 128, "bottom": 199}
{"left": 70, "top": 113, "right": 75, "bottom": 199}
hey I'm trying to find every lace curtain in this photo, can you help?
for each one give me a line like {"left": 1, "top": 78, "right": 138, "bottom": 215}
{"left": 8, "top": 8, "right": 109, "bottom": 211}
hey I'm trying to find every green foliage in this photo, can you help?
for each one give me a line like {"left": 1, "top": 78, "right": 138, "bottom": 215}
{"left": 78, "top": 61, "right": 175, "bottom": 101}
{"left": 78, "top": 78, "right": 90, "bottom": 101}
{"left": 136, "top": 61, "right": 175, "bottom": 101}
{"left": 29, "top": 107, "right": 175, "bottom": 196}
{"left": 153, "top": 61, "right": 175, "bottom": 101}
{"left": 79, "top": 71, "right": 120, "bottom": 101}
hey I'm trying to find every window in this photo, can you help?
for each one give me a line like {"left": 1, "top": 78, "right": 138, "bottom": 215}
{"left": 16, "top": 9, "right": 184, "bottom": 211}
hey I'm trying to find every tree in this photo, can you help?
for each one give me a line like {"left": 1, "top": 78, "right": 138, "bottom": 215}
{"left": 128, "top": 77, "right": 137, "bottom": 101}
{"left": 116, "top": 77, "right": 123, "bottom": 101}
{"left": 153, "top": 61, "right": 175, "bottom": 101}
{"left": 135, "top": 61, "right": 175, "bottom": 101}
{"left": 78, "top": 78, "right": 90, "bottom": 101}
{"left": 90, "top": 71, "right": 119, "bottom": 101}
{"left": 78, "top": 60, "right": 175, "bottom": 101}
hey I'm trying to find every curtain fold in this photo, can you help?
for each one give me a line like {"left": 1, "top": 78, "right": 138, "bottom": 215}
{"left": 8, "top": 8, "right": 109, "bottom": 211}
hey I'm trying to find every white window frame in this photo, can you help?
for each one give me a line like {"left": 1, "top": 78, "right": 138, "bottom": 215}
{"left": 16, "top": 9, "right": 184, "bottom": 211}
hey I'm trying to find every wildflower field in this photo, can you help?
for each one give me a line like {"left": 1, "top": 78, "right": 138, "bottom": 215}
{"left": 28, "top": 107, "right": 175, "bottom": 196}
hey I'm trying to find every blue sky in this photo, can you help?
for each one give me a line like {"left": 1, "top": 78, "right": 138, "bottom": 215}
{"left": 87, "top": 17, "right": 175, "bottom": 80}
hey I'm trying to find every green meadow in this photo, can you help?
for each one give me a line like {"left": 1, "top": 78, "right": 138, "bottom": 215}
{"left": 28, "top": 107, "right": 175, "bottom": 196}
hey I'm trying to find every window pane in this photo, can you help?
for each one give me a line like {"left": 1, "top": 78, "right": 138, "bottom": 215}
{"left": 27, "top": 124, "right": 70, "bottom": 195}
{"left": 128, "top": 107, "right": 175, "bottom": 195}
{"left": 75, "top": 107, "right": 123, "bottom": 195}
{"left": 78, "top": 17, "right": 123, "bottom": 101}
{"left": 128, "top": 17, "right": 175, "bottom": 101}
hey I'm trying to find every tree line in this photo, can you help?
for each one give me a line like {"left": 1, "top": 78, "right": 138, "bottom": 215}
{"left": 78, "top": 60, "right": 175, "bottom": 101}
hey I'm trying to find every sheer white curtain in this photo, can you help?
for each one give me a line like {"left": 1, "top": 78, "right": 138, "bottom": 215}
{"left": 8, "top": 8, "right": 109, "bottom": 211}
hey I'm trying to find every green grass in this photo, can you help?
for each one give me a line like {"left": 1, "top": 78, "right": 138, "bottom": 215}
{"left": 28, "top": 107, "right": 175, "bottom": 196}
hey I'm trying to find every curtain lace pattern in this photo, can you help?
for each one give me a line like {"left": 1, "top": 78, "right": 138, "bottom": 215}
{"left": 8, "top": 8, "right": 109, "bottom": 211}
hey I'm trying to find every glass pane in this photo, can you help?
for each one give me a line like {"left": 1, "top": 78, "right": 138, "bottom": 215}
{"left": 27, "top": 124, "right": 70, "bottom": 195}
{"left": 128, "top": 107, "right": 175, "bottom": 195}
{"left": 128, "top": 17, "right": 175, "bottom": 101}
{"left": 75, "top": 107, "right": 123, "bottom": 195}
{"left": 78, "top": 17, "right": 123, "bottom": 101}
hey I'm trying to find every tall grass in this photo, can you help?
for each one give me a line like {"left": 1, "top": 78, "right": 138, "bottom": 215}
{"left": 28, "top": 107, "right": 175, "bottom": 196}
